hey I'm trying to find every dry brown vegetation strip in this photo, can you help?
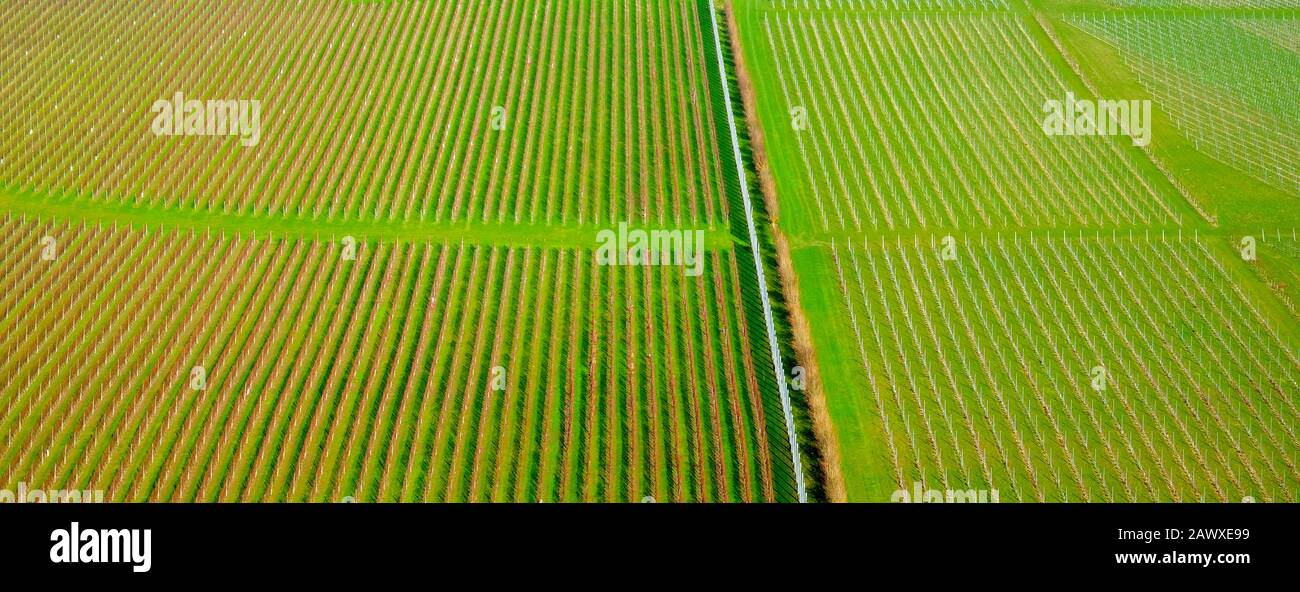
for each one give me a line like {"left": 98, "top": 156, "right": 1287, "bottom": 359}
{"left": 723, "top": 0, "right": 843, "bottom": 502}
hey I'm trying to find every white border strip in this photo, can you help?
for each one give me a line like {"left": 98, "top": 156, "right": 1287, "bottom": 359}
{"left": 706, "top": 1, "right": 807, "bottom": 503}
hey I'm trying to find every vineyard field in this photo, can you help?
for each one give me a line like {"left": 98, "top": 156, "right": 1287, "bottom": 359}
{"left": 0, "top": 0, "right": 812, "bottom": 503}
{"left": 797, "top": 234, "right": 1300, "bottom": 501}
{"left": 0, "top": 0, "right": 728, "bottom": 228}
{"left": 734, "top": 4, "right": 1188, "bottom": 236}
{"left": 0, "top": 216, "right": 799, "bottom": 502}
{"left": 730, "top": 0, "right": 1300, "bottom": 501}
{"left": 1068, "top": 14, "right": 1300, "bottom": 197}
{"left": 2, "top": 0, "right": 1299, "bottom": 509}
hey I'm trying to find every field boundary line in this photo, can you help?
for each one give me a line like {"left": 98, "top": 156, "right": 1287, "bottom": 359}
{"left": 0, "top": 187, "right": 738, "bottom": 251}
{"left": 705, "top": 1, "right": 807, "bottom": 503}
